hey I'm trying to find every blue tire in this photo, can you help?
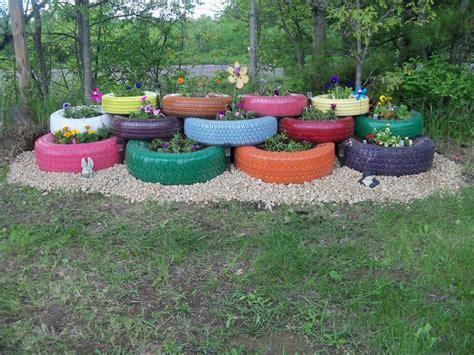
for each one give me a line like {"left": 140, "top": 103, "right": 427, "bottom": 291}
{"left": 184, "top": 116, "right": 278, "bottom": 146}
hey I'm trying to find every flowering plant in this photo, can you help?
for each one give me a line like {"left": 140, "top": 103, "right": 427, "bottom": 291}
{"left": 325, "top": 75, "right": 355, "bottom": 99}
{"left": 216, "top": 100, "right": 256, "bottom": 121}
{"left": 128, "top": 96, "right": 165, "bottom": 119}
{"left": 149, "top": 133, "right": 201, "bottom": 153}
{"left": 365, "top": 125, "right": 413, "bottom": 147}
{"left": 53, "top": 125, "right": 110, "bottom": 144}
{"left": 175, "top": 75, "right": 229, "bottom": 97}
{"left": 371, "top": 95, "right": 412, "bottom": 120}
{"left": 260, "top": 132, "right": 313, "bottom": 152}
{"left": 301, "top": 105, "right": 337, "bottom": 121}
{"left": 62, "top": 103, "right": 102, "bottom": 119}
{"left": 90, "top": 87, "right": 104, "bottom": 103}
{"left": 110, "top": 81, "right": 145, "bottom": 97}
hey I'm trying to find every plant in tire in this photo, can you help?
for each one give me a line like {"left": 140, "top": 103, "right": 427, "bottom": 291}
{"left": 53, "top": 126, "right": 111, "bottom": 144}
{"left": 370, "top": 95, "right": 413, "bottom": 120}
{"left": 312, "top": 75, "right": 369, "bottom": 116}
{"left": 260, "top": 133, "right": 313, "bottom": 152}
{"left": 149, "top": 133, "right": 201, "bottom": 153}
{"left": 364, "top": 125, "right": 413, "bottom": 147}
{"left": 300, "top": 105, "right": 337, "bottom": 121}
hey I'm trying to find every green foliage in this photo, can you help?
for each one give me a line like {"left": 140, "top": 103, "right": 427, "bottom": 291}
{"left": 365, "top": 125, "right": 413, "bottom": 147}
{"left": 109, "top": 83, "right": 145, "bottom": 97}
{"left": 128, "top": 101, "right": 164, "bottom": 120}
{"left": 381, "top": 56, "right": 474, "bottom": 110}
{"left": 372, "top": 96, "right": 412, "bottom": 120}
{"left": 327, "top": 86, "right": 353, "bottom": 100}
{"left": 63, "top": 105, "right": 102, "bottom": 119}
{"left": 261, "top": 132, "right": 313, "bottom": 152}
{"left": 174, "top": 75, "right": 234, "bottom": 97}
{"left": 301, "top": 106, "right": 337, "bottom": 121}
{"left": 149, "top": 133, "right": 201, "bottom": 153}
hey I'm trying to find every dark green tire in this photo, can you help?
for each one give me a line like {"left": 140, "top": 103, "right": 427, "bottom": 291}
{"left": 355, "top": 110, "right": 424, "bottom": 139}
{"left": 125, "top": 140, "right": 227, "bottom": 185}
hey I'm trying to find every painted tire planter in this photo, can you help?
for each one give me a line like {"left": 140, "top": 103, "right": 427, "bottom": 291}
{"left": 280, "top": 116, "right": 354, "bottom": 143}
{"left": 340, "top": 136, "right": 435, "bottom": 176}
{"left": 184, "top": 116, "right": 277, "bottom": 146}
{"left": 50, "top": 107, "right": 111, "bottom": 133}
{"left": 34, "top": 133, "right": 120, "bottom": 173}
{"left": 101, "top": 91, "right": 157, "bottom": 115}
{"left": 111, "top": 116, "right": 182, "bottom": 140}
{"left": 162, "top": 94, "right": 232, "bottom": 118}
{"left": 240, "top": 94, "right": 308, "bottom": 117}
{"left": 126, "top": 140, "right": 227, "bottom": 185}
{"left": 234, "top": 143, "right": 335, "bottom": 184}
{"left": 354, "top": 110, "right": 424, "bottom": 139}
{"left": 312, "top": 95, "right": 369, "bottom": 116}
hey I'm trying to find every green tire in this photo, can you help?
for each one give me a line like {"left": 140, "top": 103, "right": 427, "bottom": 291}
{"left": 126, "top": 140, "right": 227, "bottom": 185}
{"left": 355, "top": 110, "right": 424, "bottom": 139}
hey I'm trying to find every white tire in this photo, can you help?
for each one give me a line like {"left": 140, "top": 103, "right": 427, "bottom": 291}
{"left": 49, "top": 106, "right": 112, "bottom": 134}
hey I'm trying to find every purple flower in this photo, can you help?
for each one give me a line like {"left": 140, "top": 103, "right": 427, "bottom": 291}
{"left": 330, "top": 75, "right": 340, "bottom": 85}
{"left": 135, "top": 82, "right": 142, "bottom": 89}
{"left": 62, "top": 102, "right": 71, "bottom": 110}
{"left": 126, "top": 86, "right": 131, "bottom": 90}
{"left": 218, "top": 111, "right": 225, "bottom": 119}
{"left": 144, "top": 105, "right": 151, "bottom": 113}
{"left": 191, "top": 144, "right": 200, "bottom": 151}
{"left": 141, "top": 96, "right": 147, "bottom": 103}
{"left": 324, "top": 81, "right": 332, "bottom": 90}
{"left": 236, "top": 101, "right": 243, "bottom": 109}
{"left": 235, "top": 67, "right": 241, "bottom": 76}
{"left": 346, "top": 79, "right": 355, "bottom": 89}
{"left": 152, "top": 108, "right": 161, "bottom": 116}
{"left": 330, "top": 103, "right": 337, "bottom": 110}
{"left": 161, "top": 143, "right": 169, "bottom": 148}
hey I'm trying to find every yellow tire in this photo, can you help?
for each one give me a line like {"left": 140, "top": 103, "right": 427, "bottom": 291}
{"left": 102, "top": 91, "right": 157, "bottom": 114}
{"left": 312, "top": 94, "right": 369, "bottom": 116}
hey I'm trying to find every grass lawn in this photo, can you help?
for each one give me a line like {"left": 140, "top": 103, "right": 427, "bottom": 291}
{"left": 1, "top": 166, "right": 473, "bottom": 353}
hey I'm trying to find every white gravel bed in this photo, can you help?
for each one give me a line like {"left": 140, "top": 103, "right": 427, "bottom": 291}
{"left": 7, "top": 151, "right": 463, "bottom": 207}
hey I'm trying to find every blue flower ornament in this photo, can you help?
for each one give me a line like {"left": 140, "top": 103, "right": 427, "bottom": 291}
{"left": 352, "top": 86, "right": 367, "bottom": 101}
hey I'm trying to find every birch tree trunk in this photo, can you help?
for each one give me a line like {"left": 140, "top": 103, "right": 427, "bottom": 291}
{"left": 249, "top": 0, "right": 258, "bottom": 82}
{"left": 32, "top": 0, "right": 48, "bottom": 96}
{"left": 8, "top": 0, "right": 31, "bottom": 99}
{"left": 311, "top": 0, "right": 326, "bottom": 56}
{"left": 81, "top": 0, "right": 93, "bottom": 100}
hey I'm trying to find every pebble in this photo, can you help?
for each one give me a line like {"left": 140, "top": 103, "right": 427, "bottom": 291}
{"left": 6, "top": 151, "right": 464, "bottom": 206}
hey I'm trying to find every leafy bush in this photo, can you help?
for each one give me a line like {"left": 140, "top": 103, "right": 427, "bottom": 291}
{"left": 63, "top": 105, "right": 102, "bottom": 119}
{"left": 301, "top": 106, "right": 337, "bottom": 121}
{"left": 380, "top": 56, "right": 474, "bottom": 110}
{"left": 149, "top": 133, "right": 201, "bottom": 153}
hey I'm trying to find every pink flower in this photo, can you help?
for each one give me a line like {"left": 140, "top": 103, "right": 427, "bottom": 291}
{"left": 235, "top": 111, "right": 241, "bottom": 117}
{"left": 141, "top": 96, "right": 147, "bottom": 103}
{"left": 153, "top": 108, "right": 161, "bottom": 116}
{"left": 144, "top": 105, "right": 151, "bottom": 113}
{"left": 90, "top": 87, "right": 104, "bottom": 103}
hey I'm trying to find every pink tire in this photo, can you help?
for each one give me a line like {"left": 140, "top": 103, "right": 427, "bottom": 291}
{"left": 34, "top": 133, "right": 121, "bottom": 173}
{"left": 241, "top": 94, "right": 308, "bottom": 117}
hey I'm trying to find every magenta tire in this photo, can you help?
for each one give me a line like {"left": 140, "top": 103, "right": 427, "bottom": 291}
{"left": 34, "top": 133, "right": 121, "bottom": 173}
{"left": 241, "top": 94, "right": 308, "bottom": 117}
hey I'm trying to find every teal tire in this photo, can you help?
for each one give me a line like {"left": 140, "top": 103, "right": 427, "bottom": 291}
{"left": 125, "top": 140, "right": 227, "bottom": 185}
{"left": 355, "top": 110, "right": 424, "bottom": 139}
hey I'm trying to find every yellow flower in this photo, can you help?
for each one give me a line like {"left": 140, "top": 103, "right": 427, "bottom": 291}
{"left": 227, "top": 61, "right": 249, "bottom": 89}
{"left": 64, "top": 132, "right": 71, "bottom": 138}
{"left": 177, "top": 77, "right": 185, "bottom": 85}
{"left": 88, "top": 130, "right": 96, "bottom": 135}
{"left": 379, "top": 95, "right": 387, "bottom": 103}
{"left": 71, "top": 129, "right": 79, "bottom": 135}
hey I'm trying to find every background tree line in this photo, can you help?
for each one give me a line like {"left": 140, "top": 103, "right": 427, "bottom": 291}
{"left": 0, "top": 0, "right": 472, "bottom": 140}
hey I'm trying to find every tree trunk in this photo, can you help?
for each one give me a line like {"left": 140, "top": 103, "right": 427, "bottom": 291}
{"left": 354, "top": 0, "right": 362, "bottom": 87}
{"left": 32, "top": 0, "right": 48, "bottom": 97}
{"left": 311, "top": 0, "right": 326, "bottom": 56}
{"left": 296, "top": 43, "right": 305, "bottom": 69}
{"left": 81, "top": 0, "right": 93, "bottom": 100}
{"left": 8, "top": 0, "right": 31, "bottom": 99}
{"left": 75, "top": 0, "right": 84, "bottom": 89}
{"left": 249, "top": 0, "right": 258, "bottom": 82}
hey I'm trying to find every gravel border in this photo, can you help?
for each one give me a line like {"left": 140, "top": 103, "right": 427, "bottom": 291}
{"left": 7, "top": 151, "right": 463, "bottom": 207}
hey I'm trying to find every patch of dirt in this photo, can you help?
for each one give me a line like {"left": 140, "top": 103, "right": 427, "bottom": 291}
{"left": 229, "top": 332, "right": 315, "bottom": 353}
{"left": 41, "top": 304, "right": 72, "bottom": 334}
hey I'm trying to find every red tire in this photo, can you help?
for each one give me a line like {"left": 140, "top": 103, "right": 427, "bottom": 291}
{"left": 34, "top": 133, "right": 121, "bottom": 173}
{"left": 280, "top": 116, "right": 354, "bottom": 143}
{"left": 241, "top": 95, "right": 308, "bottom": 117}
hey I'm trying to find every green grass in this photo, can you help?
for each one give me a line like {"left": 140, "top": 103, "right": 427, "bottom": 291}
{"left": 1, "top": 168, "right": 473, "bottom": 353}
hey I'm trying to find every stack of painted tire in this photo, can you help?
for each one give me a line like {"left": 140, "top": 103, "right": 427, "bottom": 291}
{"left": 341, "top": 110, "right": 435, "bottom": 176}
{"left": 229, "top": 94, "right": 336, "bottom": 184}
{"left": 35, "top": 106, "right": 120, "bottom": 173}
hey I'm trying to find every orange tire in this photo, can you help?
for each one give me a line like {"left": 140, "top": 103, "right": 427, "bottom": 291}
{"left": 234, "top": 143, "right": 335, "bottom": 184}
{"left": 162, "top": 94, "right": 232, "bottom": 118}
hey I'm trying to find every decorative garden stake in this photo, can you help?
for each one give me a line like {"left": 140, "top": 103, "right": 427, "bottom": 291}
{"left": 81, "top": 157, "right": 94, "bottom": 178}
